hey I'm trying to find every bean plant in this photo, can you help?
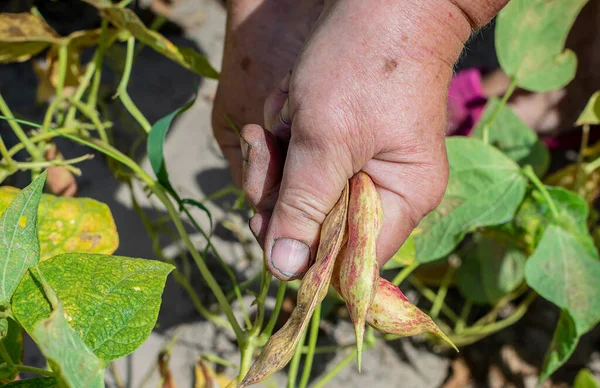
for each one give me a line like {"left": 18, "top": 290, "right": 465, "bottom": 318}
{"left": 0, "top": 0, "right": 599, "bottom": 387}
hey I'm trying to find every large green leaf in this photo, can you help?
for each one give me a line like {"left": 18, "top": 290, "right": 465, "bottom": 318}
{"left": 0, "top": 317, "right": 23, "bottom": 383}
{"left": 525, "top": 225, "right": 600, "bottom": 335}
{"left": 0, "top": 187, "right": 119, "bottom": 260}
{"left": 540, "top": 311, "right": 579, "bottom": 383}
{"left": 457, "top": 232, "right": 526, "bottom": 305}
{"left": 495, "top": 0, "right": 588, "bottom": 91}
{"left": 34, "top": 304, "right": 104, "bottom": 388}
{"left": 415, "top": 137, "right": 527, "bottom": 262}
{"left": 472, "top": 98, "right": 549, "bottom": 176}
{"left": 0, "top": 172, "right": 45, "bottom": 306}
{"left": 84, "top": 0, "right": 218, "bottom": 78}
{"left": 576, "top": 91, "right": 600, "bottom": 126}
{"left": 12, "top": 253, "right": 173, "bottom": 361}
{"left": 509, "top": 187, "right": 594, "bottom": 255}
{"left": 1, "top": 378, "right": 58, "bottom": 387}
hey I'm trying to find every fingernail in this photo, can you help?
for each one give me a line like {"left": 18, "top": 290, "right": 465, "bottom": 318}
{"left": 241, "top": 137, "right": 250, "bottom": 162}
{"left": 270, "top": 238, "right": 310, "bottom": 279}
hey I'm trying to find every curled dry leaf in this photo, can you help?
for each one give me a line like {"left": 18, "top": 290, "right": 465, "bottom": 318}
{"left": 336, "top": 171, "right": 382, "bottom": 371}
{"left": 239, "top": 184, "right": 349, "bottom": 388}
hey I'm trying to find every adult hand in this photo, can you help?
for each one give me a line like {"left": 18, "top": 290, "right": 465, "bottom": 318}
{"left": 211, "top": 0, "right": 323, "bottom": 186}
{"left": 240, "top": 0, "right": 507, "bottom": 280}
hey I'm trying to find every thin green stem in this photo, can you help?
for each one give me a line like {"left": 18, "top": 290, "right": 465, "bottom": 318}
{"left": 54, "top": 43, "right": 68, "bottom": 123}
{"left": 312, "top": 350, "right": 357, "bottom": 388}
{"left": 454, "top": 300, "right": 472, "bottom": 333}
{"left": 0, "top": 94, "right": 43, "bottom": 161}
{"left": 481, "top": 78, "right": 517, "bottom": 144}
{"left": 0, "top": 342, "right": 14, "bottom": 368}
{"left": 238, "top": 340, "right": 256, "bottom": 384}
{"left": 522, "top": 165, "right": 559, "bottom": 219}
{"left": 4, "top": 125, "right": 79, "bottom": 158}
{"left": 392, "top": 262, "right": 419, "bottom": 286}
{"left": 299, "top": 304, "right": 321, "bottom": 388}
{"left": 63, "top": 61, "right": 97, "bottom": 127}
{"left": 0, "top": 363, "right": 56, "bottom": 377}
{"left": 87, "top": 20, "right": 110, "bottom": 110}
{"left": 287, "top": 329, "right": 308, "bottom": 388}
{"left": 0, "top": 136, "right": 15, "bottom": 170}
{"left": 430, "top": 260, "right": 457, "bottom": 319}
{"left": 261, "top": 281, "right": 287, "bottom": 341}
{"left": 250, "top": 262, "right": 272, "bottom": 336}
{"left": 201, "top": 353, "right": 238, "bottom": 369}
{"left": 409, "top": 276, "right": 458, "bottom": 323}
{"left": 116, "top": 38, "right": 151, "bottom": 133}
{"left": 584, "top": 156, "right": 600, "bottom": 175}
{"left": 67, "top": 98, "right": 108, "bottom": 142}
{"left": 575, "top": 124, "right": 590, "bottom": 192}
{"left": 9, "top": 153, "right": 92, "bottom": 172}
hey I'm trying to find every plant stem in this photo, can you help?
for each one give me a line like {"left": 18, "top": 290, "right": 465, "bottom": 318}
{"left": 55, "top": 43, "right": 68, "bottom": 122}
{"left": 261, "top": 281, "right": 287, "bottom": 341}
{"left": 238, "top": 340, "right": 256, "bottom": 384}
{"left": 455, "top": 300, "right": 472, "bottom": 333}
{"left": 392, "top": 262, "right": 419, "bottom": 286}
{"left": 0, "top": 341, "right": 14, "bottom": 368}
{"left": 522, "top": 165, "right": 559, "bottom": 219}
{"left": 0, "top": 136, "right": 15, "bottom": 171}
{"left": 430, "top": 260, "right": 457, "bottom": 319}
{"left": 67, "top": 98, "right": 108, "bottom": 142}
{"left": 116, "top": 38, "right": 151, "bottom": 133}
{"left": 10, "top": 153, "right": 92, "bottom": 172}
{"left": 201, "top": 353, "right": 238, "bottom": 369}
{"left": 87, "top": 20, "right": 110, "bottom": 110}
{"left": 585, "top": 156, "right": 600, "bottom": 175}
{"left": 5, "top": 126, "right": 79, "bottom": 158}
{"left": 298, "top": 304, "right": 321, "bottom": 388}
{"left": 481, "top": 78, "right": 517, "bottom": 144}
{"left": 287, "top": 329, "right": 308, "bottom": 388}
{"left": 13, "top": 364, "right": 56, "bottom": 377}
{"left": 312, "top": 350, "right": 357, "bottom": 388}
{"left": 250, "top": 262, "right": 272, "bottom": 335}
{"left": 0, "top": 94, "right": 43, "bottom": 162}
{"left": 409, "top": 276, "right": 458, "bottom": 323}
{"left": 575, "top": 124, "right": 590, "bottom": 192}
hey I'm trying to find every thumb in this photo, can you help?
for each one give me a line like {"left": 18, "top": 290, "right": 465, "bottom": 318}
{"left": 265, "top": 134, "right": 350, "bottom": 280}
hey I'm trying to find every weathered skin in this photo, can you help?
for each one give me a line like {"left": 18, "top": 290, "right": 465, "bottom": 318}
{"left": 239, "top": 184, "right": 349, "bottom": 388}
{"left": 336, "top": 172, "right": 383, "bottom": 371}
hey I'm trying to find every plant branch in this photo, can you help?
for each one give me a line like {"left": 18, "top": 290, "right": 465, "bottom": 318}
{"left": 261, "top": 281, "right": 287, "bottom": 341}
{"left": 312, "top": 350, "right": 357, "bottom": 388}
{"left": 0, "top": 94, "right": 43, "bottom": 162}
{"left": 481, "top": 78, "right": 517, "bottom": 144}
{"left": 522, "top": 165, "right": 559, "bottom": 219}
{"left": 299, "top": 304, "right": 321, "bottom": 388}
{"left": 392, "top": 262, "right": 419, "bottom": 286}
{"left": 409, "top": 276, "right": 458, "bottom": 323}
{"left": 0, "top": 341, "right": 14, "bottom": 368}
{"left": 287, "top": 328, "right": 308, "bottom": 388}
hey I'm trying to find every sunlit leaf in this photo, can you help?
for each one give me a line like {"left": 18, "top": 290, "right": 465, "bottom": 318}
{"left": 0, "top": 172, "right": 45, "bottom": 305}
{"left": 0, "top": 186, "right": 119, "bottom": 260}
{"left": 473, "top": 98, "right": 549, "bottom": 176}
{"left": 84, "top": 0, "right": 219, "bottom": 78}
{"left": 415, "top": 137, "right": 526, "bottom": 262}
{"left": 34, "top": 304, "right": 104, "bottom": 388}
{"left": 12, "top": 253, "right": 173, "bottom": 361}
{"left": 496, "top": 0, "right": 588, "bottom": 91}
{"left": 576, "top": 91, "right": 600, "bottom": 126}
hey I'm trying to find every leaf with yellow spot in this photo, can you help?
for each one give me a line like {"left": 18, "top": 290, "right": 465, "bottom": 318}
{"left": 0, "top": 13, "right": 60, "bottom": 63}
{"left": 12, "top": 253, "right": 174, "bottom": 361}
{"left": 0, "top": 186, "right": 119, "bottom": 260}
{"left": 83, "top": 0, "right": 219, "bottom": 78}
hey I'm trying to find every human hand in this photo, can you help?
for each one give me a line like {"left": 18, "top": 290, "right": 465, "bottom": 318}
{"left": 211, "top": 0, "right": 323, "bottom": 186}
{"left": 240, "top": 0, "right": 501, "bottom": 280}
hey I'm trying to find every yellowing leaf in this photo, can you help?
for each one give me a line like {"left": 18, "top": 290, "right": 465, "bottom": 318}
{"left": 576, "top": 91, "right": 600, "bottom": 126}
{"left": 83, "top": 0, "right": 219, "bottom": 78}
{"left": 0, "top": 187, "right": 119, "bottom": 260}
{"left": 0, "top": 13, "right": 60, "bottom": 63}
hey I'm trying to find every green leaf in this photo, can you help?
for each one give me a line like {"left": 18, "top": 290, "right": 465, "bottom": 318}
{"left": 576, "top": 91, "right": 600, "bottom": 126}
{"left": 12, "top": 253, "right": 173, "bottom": 361}
{"left": 525, "top": 225, "right": 600, "bottom": 335}
{"left": 540, "top": 310, "right": 579, "bottom": 383}
{"left": 415, "top": 137, "right": 527, "bottom": 262}
{"left": 0, "top": 172, "right": 46, "bottom": 306}
{"left": 84, "top": 0, "right": 218, "bottom": 78}
{"left": 472, "top": 98, "right": 549, "bottom": 176}
{"left": 0, "top": 186, "right": 119, "bottom": 260}
{"left": 1, "top": 378, "right": 58, "bottom": 387}
{"left": 383, "top": 234, "right": 416, "bottom": 269}
{"left": 457, "top": 232, "right": 526, "bottom": 305}
{"left": 509, "top": 187, "right": 595, "bottom": 255}
{"left": 148, "top": 94, "right": 213, "bottom": 229}
{"left": 34, "top": 304, "right": 104, "bottom": 388}
{"left": 0, "top": 318, "right": 23, "bottom": 383}
{"left": 574, "top": 368, "right": 600, "bottom": 388}
{"left": 495, "top": 0, "right": 588, "bottom": 91}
